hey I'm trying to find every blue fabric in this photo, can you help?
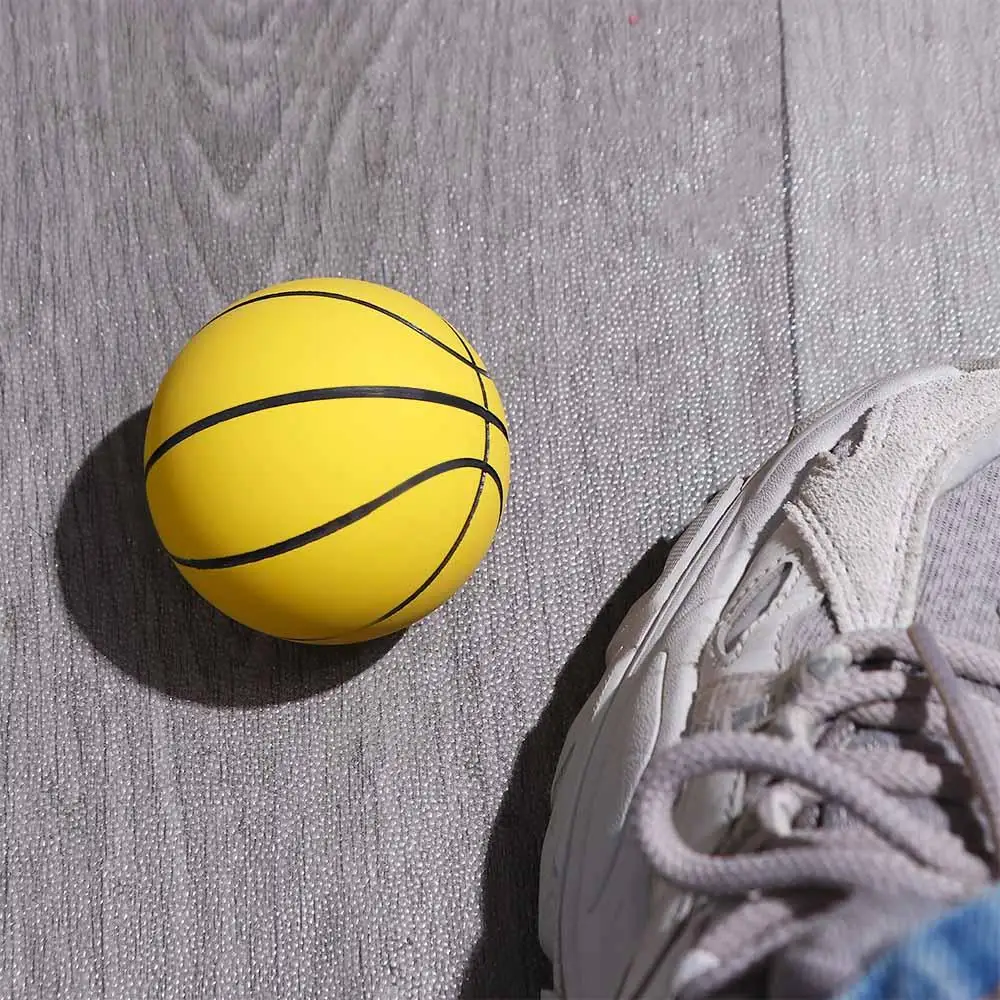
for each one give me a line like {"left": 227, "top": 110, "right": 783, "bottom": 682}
{"left": 840, "top": 885, "right": 1000, "bottom": 1000}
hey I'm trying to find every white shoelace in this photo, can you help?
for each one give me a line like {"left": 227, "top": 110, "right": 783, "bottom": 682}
{"left": 634, "top": 624, "right": 1000, "bottom": 999}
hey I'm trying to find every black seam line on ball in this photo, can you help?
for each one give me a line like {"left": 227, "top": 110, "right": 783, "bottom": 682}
{"left": 167, "top": 458, "right": 505, "bottom": 571}
{"left": 204, "top": 289, "right": 492, "bottom": 378}
{"left": 278, "top": 473, "right": 503, "bottom": 643}
{"left": 276, "top": 483, "right": 505, "bottom": 643}
{"left": 144, "top": 386, "right": 511, "bottom": 475}
{"left": 366, "top": 324, "right": 497, "bottom": 629}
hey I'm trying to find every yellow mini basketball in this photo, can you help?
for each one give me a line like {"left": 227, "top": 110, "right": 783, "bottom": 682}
{"left": 143, "top": 277, "right": 510, "bottom": 645}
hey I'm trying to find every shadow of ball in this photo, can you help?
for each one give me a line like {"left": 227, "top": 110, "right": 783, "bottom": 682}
{"left": 55, "top": 408, "right": 401, "bottom": 706}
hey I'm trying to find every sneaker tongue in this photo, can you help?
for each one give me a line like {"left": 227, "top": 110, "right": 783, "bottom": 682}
{"left": 823, "top": 728, "right": 970, "bottom": 837}
{"left": 917, "top": 452, "right": 1000, "bottom": 649}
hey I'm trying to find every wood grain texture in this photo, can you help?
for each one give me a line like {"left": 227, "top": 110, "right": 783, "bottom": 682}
{"left": 0, "top": 2, "right": 791, "bottom": 997}
{"left": 784, "top": 0, "right": 1000, "bottom": 414}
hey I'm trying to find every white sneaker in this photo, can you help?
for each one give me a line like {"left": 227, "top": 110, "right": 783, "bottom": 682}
{"left": 539, "top": 363, "right": 1000, "bottom": 998}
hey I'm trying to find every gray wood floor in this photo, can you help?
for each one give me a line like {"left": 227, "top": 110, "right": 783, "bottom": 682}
{"left": 3, "top": 1, "right": 1000, "bottom": 997}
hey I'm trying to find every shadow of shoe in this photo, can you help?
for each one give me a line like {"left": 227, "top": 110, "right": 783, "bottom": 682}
{"left": 460, "top": 536, "right": 673, "bottom": 998}
{"left": 55, "top": 408, "right": 400, "bottom": 706}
